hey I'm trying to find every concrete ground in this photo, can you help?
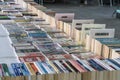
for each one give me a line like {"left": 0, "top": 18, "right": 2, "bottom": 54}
{"left": 44, "top": 4, "right": 120, "bottom": 39}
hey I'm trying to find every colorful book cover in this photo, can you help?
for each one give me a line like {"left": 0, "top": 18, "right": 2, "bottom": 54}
{"left": 45, "top": 54, "right": 73, "bottom": 60}
{"left": 2, "top": 64, "right": 11, "bottom": 76}
{"left": 19, "top": 63, "right": 30, "bottom": 76}
{"left": 69, "top": 60, "right": 86, "bottom": 72}
{"left": 29, "top": 62, "right": 40, "bottom": 75}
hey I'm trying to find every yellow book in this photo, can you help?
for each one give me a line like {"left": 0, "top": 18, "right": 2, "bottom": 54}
{"left": 48, "top": 61, "right": 59, "bottom": 73}
{"left": 25, "top": 63, "right": 36, "bottom": 75}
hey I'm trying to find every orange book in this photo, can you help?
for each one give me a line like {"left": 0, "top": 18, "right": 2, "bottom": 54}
{"left": 29, "top": 63, "right": 40, "bottom": 75}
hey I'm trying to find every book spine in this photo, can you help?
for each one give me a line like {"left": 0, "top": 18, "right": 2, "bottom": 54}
{"left": 47, "top": 61, "right": 60, "bottom": 73}
{"left": 11, "top": 63, "right": 20, "bottom": 76}
{"left": 33, "top": 62, "right": 44, "bottom": 74}
{"left": 37, "top": 62, "right": 48, "bottom": 74}
{"left": 88, "top": 59, "right": 105, "bottom": 71}
{"left": 77, "top": 60, "right": 94, "bottom": 71}
{"left": 104, "top": 59, "right": 120, "bottom": 70}
{"left": 7, "top": 64, "right": 16, "bottom": 76}
{"left": 29, "top": 62, "right": 40, "bottom": 75}
{"left": 55, "top": 60, "right": 69, "bottom": 73}
{"left": 69, "top": 60, "right": 85, "bottom": 72}
{"left": 25, "top": 63, "right": 36, "bottom": 75}
{"left": 93, "top": 59, "right": 114, "bottom": 71}
{"left": 41, "top": 62, "right": 52, "bottom": 74}
{"left": 52, "top": 61, "right": 64, "bottom": 72}
{"left": 0, "top": 64, "right": 3, "bottom": 77}
{"left": 45, "top": 62, "right": 56, "bottom": 73}
{"left": 62, "top": 60, "right": 75, "bottom": 72}
{"left": 19, "top": 63, "right": 30, "bottom": 76}
{"left": 2, "top": 64, "right": 11, "bottom": 76}
{"left": 15, "top": 63, "right": 23, "bottom": 76}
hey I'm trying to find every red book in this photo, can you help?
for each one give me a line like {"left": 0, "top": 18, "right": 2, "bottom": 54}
{"left": 29, "top": 63, "right": 40, "bottom": 74}
{"left": 0, "top": 64, "right": 3, "bottom": 76}
{"left": 69, "top": 60, "right": 87, "bottom": 72}
{"left": 19, "top": 52, "right": 46, "bottom": 62}
{"left": 46, "top": 54, "right": 73, "bottom": 60}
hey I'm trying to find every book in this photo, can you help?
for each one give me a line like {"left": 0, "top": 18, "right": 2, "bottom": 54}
{"left": 72, "top": 52, "right": 102, "bottom": 60}
{"left": 45, "top": 54, "right": 73, "bottom": 61}
{"left": 2, "top": 64, "right": 11, "bottom": 76}
{"left": 41, "top": 62, "right": 55, "bottom": 74}
{"left": 0, "top": 64, "right": 3, "bottom": 77}
{"left": 24, "top": 62, "right": 36, "bottom": 75}
{"left": 11, "top": 63, "right": 23, "bottom": 76}
{"left": 19, "top": 63, "right": 30, "bottom": 76}
{"left": 55, "top": 13, "right": 74, "bottom": 22}
{"left": 18, "top": 52, "right": 46, "bottom": 62}
{"left": 88, "top": 59, "right": 106, "bottom": 71}
{"left": 29, "top": 62, "right": 40, "bottom": 75}
{"left": 89, "top": 29, "right": 115, "bottom": 38}
{"left": 69, "top": 60, "right": 86, "bottom": 72}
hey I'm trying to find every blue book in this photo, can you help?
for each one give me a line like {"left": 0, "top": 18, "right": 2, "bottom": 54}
{"left": 108, "top": 59, "right": 120, "bottom": 67}
{"left": 88, "top": 59, "right": 105, "bottom": 71}
{"left": 7, "top": 64, "right": 16, "bottom": 76}
{"left": 19, "top": 63, "right": 30, "bottom": 76}
{"left": 37, "top": 62, "right": 48, "bottom": 74}
{"left": 52, "top": 61, "right": 64, "bottom": 72}
{"left": 2, "top": 64, "right": 11, "bottom": 76}
{"left": 11, "top": 63, "right": 20, "bottom": 76}
{"left": 76, "top": 60, "right": 90, "bottom": 71}
{"left": 46, "top": 62, "right": 56, "bottom": 73}
{"left": 35, "top": 62, "right": 45, "bottom": 74}
{"left": 15, "top": 63, "right": 23, "bottom": 76}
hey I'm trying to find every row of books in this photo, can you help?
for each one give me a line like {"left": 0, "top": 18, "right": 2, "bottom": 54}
{"left": 1, "top": 58, "right": 120, "bottom": 80}
{"left": 85, "top": 35, "right": 120, "bottom": 59}
{"left": 2, "top": 23, "right": 99, "bottom": 61}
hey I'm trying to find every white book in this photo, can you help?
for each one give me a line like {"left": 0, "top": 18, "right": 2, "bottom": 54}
{"left": 62, "top": 60, "right": 75, "bottom": 72}
{"left": 113, "top": 59, "right": 120, "bottom": 65}
{"left": 89, "top": 29, "right": 115, "bottom": 38}
{"left": 35, "top": 62, "right": 45, "bottom": 74}
{"left": 78, "top": 60, "right": 95, "bottom": 71}
{"left": 104, "top": 60, "right": 120, "bottom": 70}
{"left": 93, "top": 59, "right": 114, "bottom": 71}
{"left": 33, "top": 62, "right": 43, "bottom": 74}
{"left": 54, "top": 60, "right": 69, "bottom": 73}
{"left": 24, "top": 63, "right": 32, "bottom": 75}
{"left": 41, "top": 62, "right": 53, "bottom": 74}
{"left": 7, "top": 64, "right": 16, "bottom": 76}
{"left": 72, "top": 19, "right": 94, "bottom": 28}
{"left": 55, "top": 13, "right": 74, "bottom": 22}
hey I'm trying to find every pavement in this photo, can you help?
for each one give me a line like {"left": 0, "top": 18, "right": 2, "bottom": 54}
{"left": 44, "top": 4, "right": 120, "bottom": 39}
